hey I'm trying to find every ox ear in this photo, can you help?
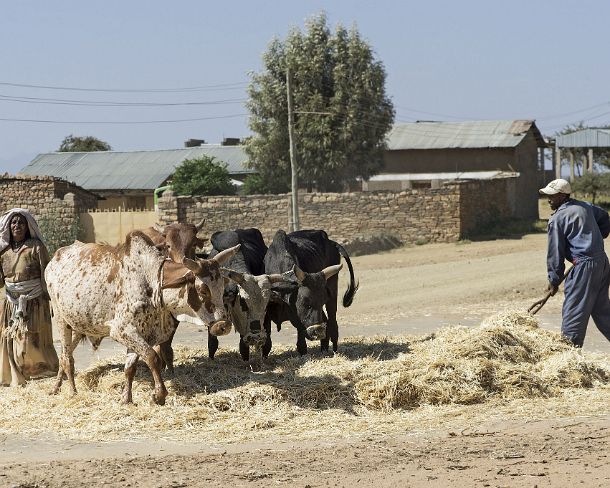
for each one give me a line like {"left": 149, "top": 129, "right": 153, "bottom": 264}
{"left": 195, "top": 237, "right": 208, "bottom": 249}
{"left": 182, "top": 257, "right": 202, "bottom": 274}
{"left": 195, "top": 218, "right": 205, "bottom": 231}
{"left": 293, "top": 264, "right": 306, "bottom": 284}
{"left": 322, "top": 263, "right": 343, "bottom": 280}
{"left": 213, "top": 244, "right": 241, "bottom": 265}
{"left": 221, "top": 268, "right": 246, "bottom": 285}
{"left": 155, "top": 242, "right": 169, "bottom": 253}
{"left": 153, "top": 223, "right": 166, "bottom": 235}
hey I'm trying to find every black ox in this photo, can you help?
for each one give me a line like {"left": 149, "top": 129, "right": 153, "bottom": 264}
{"left": 264, "top": 229, "right": 358, "bottom": 356}
{"left": 208, "top": 228, "right": 290, "bottom": 361}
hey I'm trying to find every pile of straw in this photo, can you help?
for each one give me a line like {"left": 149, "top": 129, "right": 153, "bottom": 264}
{"left": 1, "top": 310, "right": 610, "bottom": 443}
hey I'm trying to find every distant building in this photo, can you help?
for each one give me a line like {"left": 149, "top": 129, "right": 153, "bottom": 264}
{"left": 20, "top": 145, "right": 252, "bottom": 210}
{"left": 367, "top": 120, "right": 547, "bottom": 218}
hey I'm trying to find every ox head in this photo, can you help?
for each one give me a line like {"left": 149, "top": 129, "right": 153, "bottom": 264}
{"left": 270, "top": 263, "right": 342, "bottom": 341}
{"left": 221, "top": 269, "right": 291, "bottom": 346}
{"left": 152, "top": 219, "right": 207, "bottom": 262}
{"left": 170, "top": 243, "right": 241, "bottom": 336}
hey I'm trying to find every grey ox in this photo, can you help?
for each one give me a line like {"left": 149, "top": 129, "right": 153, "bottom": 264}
{"left": 45, "top": 231, "right": 239, "bottom": 405}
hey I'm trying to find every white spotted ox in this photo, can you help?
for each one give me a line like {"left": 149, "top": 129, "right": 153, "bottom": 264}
{"left": 45, "top": 231, "right": 239, "bottom": 405}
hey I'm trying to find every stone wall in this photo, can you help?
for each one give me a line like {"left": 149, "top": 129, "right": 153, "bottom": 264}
{"left": 0, "top": 173, "right": 97, "bottom": 223}
{"left": 158, "top": 176, "right": 521, "bottom": 244}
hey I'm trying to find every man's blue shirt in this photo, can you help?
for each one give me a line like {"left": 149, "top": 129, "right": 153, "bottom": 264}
{"left": 547, "top": 199, "right": 610, "bottom": 286}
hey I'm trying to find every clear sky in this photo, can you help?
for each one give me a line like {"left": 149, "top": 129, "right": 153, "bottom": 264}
{"left": 1, "top": 0, "right": 609, "bottom": 174}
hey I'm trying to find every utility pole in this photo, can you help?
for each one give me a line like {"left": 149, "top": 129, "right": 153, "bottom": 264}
{"left": 286, "top": 66, "right": 300, "bottom": 232}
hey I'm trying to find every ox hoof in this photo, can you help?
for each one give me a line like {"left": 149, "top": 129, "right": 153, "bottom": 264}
{"left": 152, "top": 394, "right": 166, "bottom": 406}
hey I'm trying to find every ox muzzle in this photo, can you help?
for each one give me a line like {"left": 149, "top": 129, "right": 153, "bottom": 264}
{"left": 305, "top": 323, "right": 327, "bottom": 341}
{"left": 242, "top": 320, "right": 266, "bottom": 346}
{"left": 208, "top": 319, "right": 232, "bottom": 337}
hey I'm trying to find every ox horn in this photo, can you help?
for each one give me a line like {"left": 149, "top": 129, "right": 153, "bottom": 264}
{"left": 293, "top": 264, "right": 306, "bottom": 283}
{"left": 182, "top": 257, "right": 202, "bottom": 274}
{"left": 321, "top": 263, "right": 343, "bottom": 280}
{"left": 222, "top": 268, "right": 245, "bottom": 285}
{"left": 268, "top": 273, "right": 289, "bottom": 284}
{"left": 213, "top": 244, "right": 241, "bottom": 265}
{"left": 195, "top": 218, "right": 205, "bottom": 231}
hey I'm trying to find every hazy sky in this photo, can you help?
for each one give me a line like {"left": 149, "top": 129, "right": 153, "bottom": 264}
{"left": 1, "top": 0, "right": 609, "bottom": 174}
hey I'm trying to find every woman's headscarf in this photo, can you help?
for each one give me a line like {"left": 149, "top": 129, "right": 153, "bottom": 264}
{"left": 0, "top": 208, "right": 46, "bottom": 252}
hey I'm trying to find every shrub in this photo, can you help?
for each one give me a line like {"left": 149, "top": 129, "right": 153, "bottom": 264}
{"left": 38, "top": 214, "right": 82, "bottom": 256}
{"left": 171, "top": 156, "right": 236, "bottom": 196}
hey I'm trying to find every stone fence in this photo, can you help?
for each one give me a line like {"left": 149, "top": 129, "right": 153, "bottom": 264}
{"left": 158, "top": 175, "right": 520, "bottom": 244}
{"left": 0, "top": 173, "right": 97, "bottom": 225}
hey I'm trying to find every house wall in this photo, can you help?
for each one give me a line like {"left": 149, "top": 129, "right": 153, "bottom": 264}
{"left": 383, "top": 147, "right": 516, "bottom": 173}
{"left": 380, "top": 130, "right": 540, "bottom": 219}
{"left": 157, "top": 177, "right": 521, "bottom": 245}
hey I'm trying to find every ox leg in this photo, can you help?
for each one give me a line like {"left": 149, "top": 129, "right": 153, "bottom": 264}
{"left": 239, "top": 335, "right": 250, "bottom": 361}
{"left": 121, "top": 351, "right": 139, "bottom": 404}
{"left": 208, "top": 330, "right": 219, "bottom": 359}
{"left": 262, "top": 315, "right": 273, "bottom": 358}
{"left": 296, "top": 328, "right": 308, "bottom": 356}
{"left": 156, "top": 315, "right": 179, "bottom": 373}
{"left": 111, "top": 327, "right": 167, "bottom": 406}
{"left": 323, "top": 299, "right": 339, "bottom": 354}
{"left": 52, "top": 327, "right": 83, "bottom": 396}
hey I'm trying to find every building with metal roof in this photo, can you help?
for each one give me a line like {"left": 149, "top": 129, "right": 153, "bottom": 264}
{"left": 555, "top": 128, "right": 610, "bottom": 148}
{"left": 20, "top": 145, "right": 253, "bottom": 209}
{"left": 381, "top": 120, "right": 547, "bottom": 219}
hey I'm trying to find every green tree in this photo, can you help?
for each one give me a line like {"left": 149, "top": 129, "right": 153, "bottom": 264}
{"left": 171, "top": 156, "right": 236, "bottom": 196}
{"left": 242, "top": 173, "right": 290, "bottom": 195}
{"left": 571, "top": 172, "right": 610, "bottom": 204}
{"left": 58, "top": 134, "right": 112, "bottom": 152}
{"left": 246, "top": 12, "right": 395, "bottom": 193}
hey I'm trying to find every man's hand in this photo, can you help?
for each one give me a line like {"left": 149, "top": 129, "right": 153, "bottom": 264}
{"left": 547, "top": 283, "right": 559, "bottom": 296}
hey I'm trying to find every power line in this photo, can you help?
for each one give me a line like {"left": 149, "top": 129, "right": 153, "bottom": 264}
{"left": 0, "top": 113, "right": 248, "bottom": 124}
{"left": 0, "top": 80, "right": 249, "bottom": 93}
{"left": 0, "top": 94, "right": 247, "bottom": 107}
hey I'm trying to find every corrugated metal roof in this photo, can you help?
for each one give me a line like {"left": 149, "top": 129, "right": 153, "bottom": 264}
{"left": 556, "top": 128, "right": 610, "bottom": 148}
{"left": 368, "top": 171, "right": 518, "bottom": 181}
{"left": 20, "top": 145, "right": 252, "bottom": 191}
{"left": 387, "top": 120, "right": 545, "bottom": 150}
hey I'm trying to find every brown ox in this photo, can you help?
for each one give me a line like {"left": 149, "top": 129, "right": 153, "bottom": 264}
{"left": 141, "top": 219, "right": 207, "bottom": 262}
{"left": 139, "top": 219, "right": 209, "bottom": 371}
{"left": 46, "top": 231, "right": 239, "bottom": 405}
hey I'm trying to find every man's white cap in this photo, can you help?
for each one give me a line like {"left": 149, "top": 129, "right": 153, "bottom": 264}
{"left": 539, "top": 178, "right": 572, "bottom": 195}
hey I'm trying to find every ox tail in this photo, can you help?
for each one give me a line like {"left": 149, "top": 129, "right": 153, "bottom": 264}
{"left": 334, "top": 242, "right": 359, "bottom": 308}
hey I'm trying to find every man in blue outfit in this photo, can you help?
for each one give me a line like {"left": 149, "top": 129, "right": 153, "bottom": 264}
{"left": 540, "top": 178, "right": 610, "bottom": 347}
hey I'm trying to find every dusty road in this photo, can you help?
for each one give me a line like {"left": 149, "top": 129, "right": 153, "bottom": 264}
{"left": 2, "top": 232, "right": 610, "bottom": 487}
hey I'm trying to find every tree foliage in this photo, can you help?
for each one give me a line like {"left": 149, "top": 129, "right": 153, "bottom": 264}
{"left": 571, "top": 172, "right": 610, "bottom": 204}
{"left": 242, "top": 173, "right": 290, "bottom": 195}
{"left": 58, "top": 134, "right": 112, "bottom": 152}
{"left": 171, "top": 156, "right": 236, "bottom": 196}
{"left": 245, "top": 12, "right": 395, "bottom": 193}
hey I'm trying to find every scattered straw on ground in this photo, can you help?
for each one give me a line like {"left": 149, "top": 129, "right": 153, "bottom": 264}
{"left": 1, "top": 310, "right": 610, "bottom": 444}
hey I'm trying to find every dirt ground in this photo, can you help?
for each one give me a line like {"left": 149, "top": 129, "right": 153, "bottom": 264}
{"left": 3, "top": 232, "right": 610, "bottom": 487}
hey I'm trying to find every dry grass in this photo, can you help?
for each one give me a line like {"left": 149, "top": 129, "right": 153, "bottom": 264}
{"left": 1, "top": 310, "right": 610, "bottom": 443}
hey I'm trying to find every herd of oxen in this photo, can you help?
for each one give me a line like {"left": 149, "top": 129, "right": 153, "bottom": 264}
{"left": 44, "top": 221, "right": 359, "bottom": 405}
